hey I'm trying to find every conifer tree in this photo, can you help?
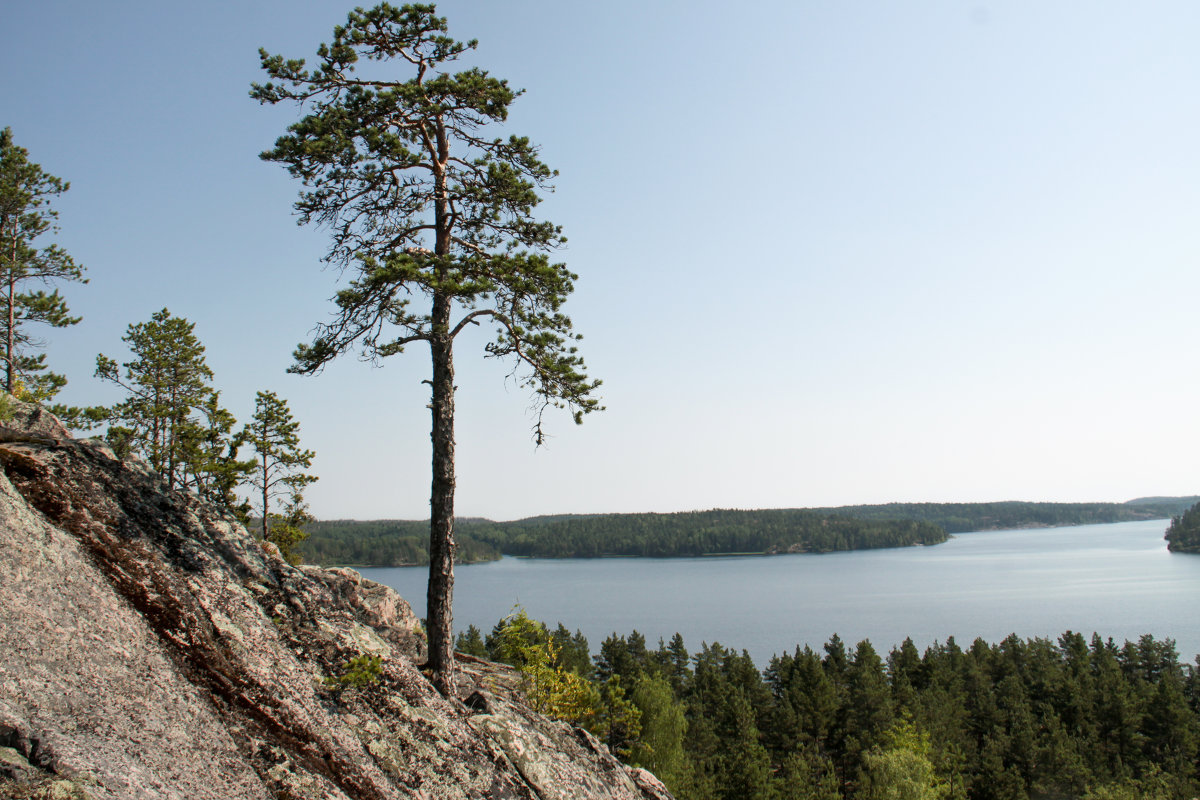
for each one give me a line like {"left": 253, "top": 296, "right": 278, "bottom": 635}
{"left": 266, "top": 488, "right": 315, "bottom": 565}
{"left": 96, "top": 309, "right": 249, "bottom": 502}
{"left": 454, "top": 624, "right": 487, "bottom": 658}
{"left": 187, "top": 390, "right": 254, "bottom": 511}
{"left": 238, "top": 389, "right": 317, "bottom": 543}
{"left": 253, "top": 3, "right": 601, "bottom": 694}
{"left": 630, "top": 675, "right": 689, "bottom": 793}
{"left": 0, "top": 127, "right": 86, "bottom": 400}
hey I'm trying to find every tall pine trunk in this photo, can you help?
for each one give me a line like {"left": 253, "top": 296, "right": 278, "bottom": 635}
{"left": 426, "top": 292, "right": 456, "bottom": 695}
{"left": 6, "top": 232, "right": 15, "bottom": 394}
{"left": 261, "top": 450, "right": 270, "bottom": 543}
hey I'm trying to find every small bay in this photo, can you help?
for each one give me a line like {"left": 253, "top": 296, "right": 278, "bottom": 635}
{"left": 359, "top": 518, "right": 1200, "bottom": 667}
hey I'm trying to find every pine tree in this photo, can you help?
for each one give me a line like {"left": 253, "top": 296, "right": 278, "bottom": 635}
{"left": 454, "top": 624, "right": 487, "bottom": 658}
{"left": 187, "top": 391, "right": 254, "bottom": 511}
{"left": 252, "top": 3, "right": 601, "bottom": 694}
{"left": 266, "top": 488, "right": 314, "bottom": 565}
{"left": 0, "top": 127, "right": 86, "bottom": 400}
{"left": 96, "top": 309, "right": 248, "bottom": 502}
{"left": 630, "top": 674, "right": 689, "bottom": 794}
{"left": 238, "top": 390, "right": 317, "bottom": 543}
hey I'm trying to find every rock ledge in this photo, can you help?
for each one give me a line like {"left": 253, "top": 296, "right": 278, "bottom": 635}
{"left": 0, "top": 399, "right": 672, "bottom": 800}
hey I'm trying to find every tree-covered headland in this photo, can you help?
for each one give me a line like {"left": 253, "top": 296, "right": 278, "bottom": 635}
{"left": 470, "top": 613, "right": 1200, "bottom": 800}
{"left": 1165, "top": 500, "right": 1200, "bottom": 553}
{"left": 818, "top": 499, "right": 1196, "bottom": 533}
{"left": 298, "top": 509, "right": 945, "bottom": 565}
{"left": 296, "top": 498, "right": 1196, "bottom": 567}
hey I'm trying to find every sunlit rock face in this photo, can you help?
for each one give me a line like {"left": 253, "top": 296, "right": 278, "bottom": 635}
{"left": 0, "top": 398, "right": 673, "bottom": 800}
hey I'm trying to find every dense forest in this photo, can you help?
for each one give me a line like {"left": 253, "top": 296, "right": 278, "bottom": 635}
{"left": 297, "top": 510, "right": 946, "bottom": 565}
{"left": 299, "top": 519, "right": 502, "bottom": 566}
{"left": 1165, "top": 501, "right": 1200, "bottom": 553}
{"left": 296, "top": 499, "right": 1196, "bottom": 566}
{"left": 460, "top": 617, "right": 1200, "bottom": 800}
{"left": 472, "top": 509, "right": 947, "bottom": 558}
{"left": 815, "top": 499, "right": 1198, "bottom": 534}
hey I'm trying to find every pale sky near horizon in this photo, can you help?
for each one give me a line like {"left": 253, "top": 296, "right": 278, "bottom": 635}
{"left": 3, "top": 2, "right": 1198, "bottom": 521}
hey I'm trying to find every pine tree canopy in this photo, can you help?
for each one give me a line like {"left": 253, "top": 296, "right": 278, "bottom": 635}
{"left": 251, "top": 3, "right": 601, "bottom": 438}
{"left": 253, "top": 2, "right": 602, "bottom": 695}
{"left": 0, "top": 126, "right": 86, "bottom": 400}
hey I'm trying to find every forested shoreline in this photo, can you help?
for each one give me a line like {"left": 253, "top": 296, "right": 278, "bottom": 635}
{"left": 297, "top": 499, "right": 1196, "bottom": 566}
{"left": 815, "top": 499, "right": 1197, "bottom": 533}
{"left": 299, "top": 518, "right": 503, "bottom": 566}
{"left": 1165, "top": 503, "right": 1200, "bottom": 553}
{"left": 299, "top": 511, "right": 945, "bottom": 565}
{"left": 461, "top": 615, "right": 1200, "bottom": 800}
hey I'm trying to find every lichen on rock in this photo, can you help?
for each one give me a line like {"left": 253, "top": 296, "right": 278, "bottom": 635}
{"left": 0, "top": 397, "right": 673, "bottom": 800}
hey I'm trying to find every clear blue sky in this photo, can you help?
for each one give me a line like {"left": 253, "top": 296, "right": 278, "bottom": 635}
{"left": 3, "top": 2, "right": 1198, "bottom": 521}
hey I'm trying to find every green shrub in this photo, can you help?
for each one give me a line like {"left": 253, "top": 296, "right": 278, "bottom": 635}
{"left": 324, "top": 653, "right": 383, "bottom": 690}
{"left": 494, "top": 608, "right": 599, "bottom": 725}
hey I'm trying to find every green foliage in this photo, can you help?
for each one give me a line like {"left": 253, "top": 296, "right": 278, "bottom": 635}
{"left": 0, "top": 127, "right": 86, "bottom": 400}
{"left": 297, "top": 498, "right": 1200, "bottom": 565}
{"left": 95, "top": 309, "right": 253, "bottom": 506}
{"left": 818, "top": 499, "right": 1197, "bottom": 533}
{"left": 491, "top": 608, "right": 598, "bottom": 725}
{"left": 472, "top": 508, "right": 947, "bottom": 559}
{"left": 454, "top": 624, "right": 487, "bottom": 658}
{"left": 298, "top": 518, "right": 500, "bottom": 566}
{"left": 550, "top": 623, "right": 593, "bottom": 678}
{"left": 253, "top": 2, "right": 602, "bottom": 694}
{"left": 630, "top": 675, "right": 689, "bottom": 792}
{"left": 463, "top": 610, "right": 1200, "bottom": 800}
{"left": 628, "top": 629, "right": 1198, "bottom": 800}
{"left": 594, "top": 674, "right": 642, "bottom": 762}
{"left": 239, "top": 390, "right": 317, "bottom": 544}
{"left": 861, "top": 717, "right": 951, "bottom": 800}
{"left": 252, "top": 3, "right": 601, "bottom": 429}
{"left": 299, "top": 510, "right": 945, "bottom": 565}
{"left": 186, "top": 391, "right": 253, "bottom": 511}
{"left": 0, "top": 390, "right": 15, "bottom": 422}
{"left": 1082, "top": 767, "right": 1176, "bottom": 800}
{"left": 323, "top": 653, "right": 383, "bottom": 690}
{"left": 266, "top": 489, "right": 314, "bottom": 565}
{"left": 1165, "top": 501, "right": 1200, "bottom": 553}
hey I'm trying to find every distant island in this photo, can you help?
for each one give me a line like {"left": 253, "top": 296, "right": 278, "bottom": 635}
{"left": 1165, "top": 501, "right": 1200, "bottom": 553}
{"left": 298, "top": 497, "right": 1198, "bottom": 567}
{"left": 813, "top": 497, "right": 1198, "bottom": 533}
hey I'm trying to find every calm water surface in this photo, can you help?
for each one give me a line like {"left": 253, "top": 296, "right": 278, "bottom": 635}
{"left": 359, "top": 519, "right": 1200, "bottom": 667}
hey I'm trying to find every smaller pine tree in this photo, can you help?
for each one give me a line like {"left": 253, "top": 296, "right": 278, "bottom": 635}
{"left": 266, "top": 488, "right": 314, "bottom": 565}
{"left": 237, "top": 390, "right": 317, "bottom": 545}
{"left": 96, "top": 309, "right": 248, "bottom": 504}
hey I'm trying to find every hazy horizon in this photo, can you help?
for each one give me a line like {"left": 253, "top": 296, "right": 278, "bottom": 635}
{"left": 5, "top": 2, "right": 1199, "bottom": 520}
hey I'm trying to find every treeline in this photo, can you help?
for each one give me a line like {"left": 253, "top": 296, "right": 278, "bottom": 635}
{"left": 815, "top": 499, "right": 1198, "bottom": 534}
{"left": 297, "top": 498, "right": 1200, "bottom": 566}
{"left": 462, "top": 618, "right": 1200, "bottom": 800}
{"left": 297, "top": 510, "right": 946, "bottom": 565}
{"left": 1165, "top": 501, "right": 1200, "bottom": 553}
{"left": 471, "top": 509, "right": 947, "bottom": 558}
{"left": 299, "top": 519, "right": 501, "bottom": 566}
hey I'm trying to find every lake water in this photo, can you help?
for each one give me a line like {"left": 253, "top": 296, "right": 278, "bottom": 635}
{"left": 359, "top": 519, "right": 1200, "bottom": 668}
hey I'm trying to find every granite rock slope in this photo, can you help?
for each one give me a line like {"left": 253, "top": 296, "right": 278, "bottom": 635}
{"left": 0, "top": 399, "right": 673, "bottom": 800}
